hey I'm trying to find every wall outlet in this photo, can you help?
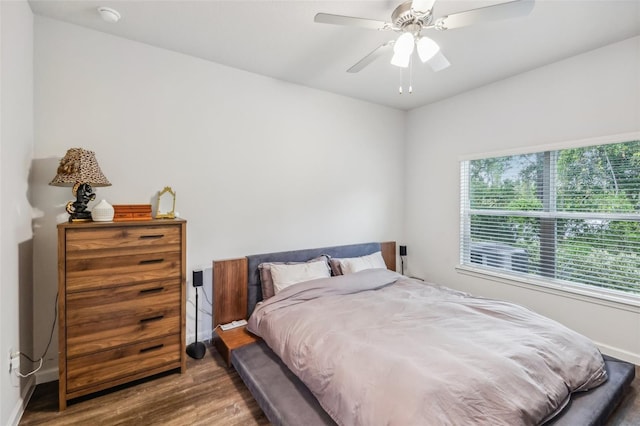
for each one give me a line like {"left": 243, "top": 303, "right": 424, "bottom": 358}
{"left": 9, "top": 349, "right": 19, "bottom": 373}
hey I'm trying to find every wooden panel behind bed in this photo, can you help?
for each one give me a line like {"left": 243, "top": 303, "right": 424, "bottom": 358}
{"left": 380, "top": 241, "right": 396, "bottom": 272}
{"left": 213, "top": 257, "right": 248, "bottom": 327}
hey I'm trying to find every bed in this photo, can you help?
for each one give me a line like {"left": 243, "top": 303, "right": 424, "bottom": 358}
{"left": 220, "top": 242, "right": 635, "bottom": 425}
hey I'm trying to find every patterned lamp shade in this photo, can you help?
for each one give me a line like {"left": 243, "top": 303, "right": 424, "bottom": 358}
{"left": 50, "top": 148, "right": 111, "bottom": 222}
{"left": 49, "top": 148, "right": 111, "bottom": 187}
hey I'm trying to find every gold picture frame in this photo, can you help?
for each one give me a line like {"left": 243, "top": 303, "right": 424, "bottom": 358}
{"left": 155, "top": 186, "right": 176, "bottom": 219}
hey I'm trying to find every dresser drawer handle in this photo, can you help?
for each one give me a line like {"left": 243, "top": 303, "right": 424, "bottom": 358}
{"left": 139, "top": 344, "right": 164, "bottom": 353}
{"left": 139, "top": 258, "right": 164, "bottom": 265}
{"left": 139, "top": 287, "right": 164, "bottom": 295}
{"left": 139, "top": 234, "right": 164, "bottom": 239}
{"left": 140, "top": 315, "right": 164, "bottom": 323}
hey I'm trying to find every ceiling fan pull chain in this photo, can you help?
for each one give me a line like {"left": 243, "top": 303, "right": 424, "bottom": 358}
{"left": 409, "top": 55, "right": 413, "bottom": 94}
{"left": 399, "top": 68, "right": 403, "bottom": 95}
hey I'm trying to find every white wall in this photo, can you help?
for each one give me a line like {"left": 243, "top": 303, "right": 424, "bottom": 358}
{"left": 32, "top": 16, "right": 405, "bottom": 380}
{"left": 1, "top": 1, "right": 36, "bottom": 425}
{"left": 405, "top": 36, "right": 640, "bottom": 363}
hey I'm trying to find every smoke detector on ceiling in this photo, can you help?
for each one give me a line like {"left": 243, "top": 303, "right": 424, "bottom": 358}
{"left": 97, "top": 7, "right": 121, "bottom": 23}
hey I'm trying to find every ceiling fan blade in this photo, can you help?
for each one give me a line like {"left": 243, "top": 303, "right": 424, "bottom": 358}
{"left": 411, "top": 0, "right": 436, "bottom": 14}
{"left": 314, "top": 13, "right": 391, "bottom": 31}
{"left": 426, "top": 51, "right": 450, "bottom": 72}
{"left": 436, "top": 0, "right": 535, "bottom": 30}
{"left": 347, "top": 41, "right": 394, "bottom": 73}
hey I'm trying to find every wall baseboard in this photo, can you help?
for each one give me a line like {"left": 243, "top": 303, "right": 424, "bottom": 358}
{"left": 7, "top": 375, "right": 36, "bottom": 426}
{"left": 597, "top": 341, "right": 640, "bottom": 365}
{"left": 35, "top": 366, "right": 58, "bottom": 384}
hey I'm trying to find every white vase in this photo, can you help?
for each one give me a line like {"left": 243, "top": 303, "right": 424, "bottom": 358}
{"left": 92, "top": 199, "right": 114, "bottom": 222}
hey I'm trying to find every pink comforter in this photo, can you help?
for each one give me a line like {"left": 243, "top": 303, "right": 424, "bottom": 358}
{"left": 248, "top": 269, "right": 607, "bottom": 426}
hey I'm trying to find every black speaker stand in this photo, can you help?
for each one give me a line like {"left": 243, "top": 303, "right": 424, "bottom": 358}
{"left": 186, "top": 286, "right": 206, "bottom": 359}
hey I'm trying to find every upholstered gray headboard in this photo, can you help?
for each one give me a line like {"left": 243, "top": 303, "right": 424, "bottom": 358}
{"left": 245, "top": 242, "right": 382, "bottom": 316}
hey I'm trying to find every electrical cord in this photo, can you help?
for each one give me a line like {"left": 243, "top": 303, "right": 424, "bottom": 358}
{"left": 188, "top": 288, "right": 213, "bottom": 317}
{"left": 188, "top": 297, "right": 212, "bottom": 317}
{"left": 201, "top": 285, "right": 213, "bottom": 309}
{"left": 198, "top": 285, "right": 214, "bottom": 317}
{"left": 200, "top": 284, "right": 219, "bottom": 339}
{"left": 15, "top": 358, "right": 43, "bottom": 378}
{"left": 15, "top": 292, "right": 58, "bottom": 377}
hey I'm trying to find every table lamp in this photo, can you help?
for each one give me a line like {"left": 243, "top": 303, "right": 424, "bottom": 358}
{"left": 49, "top": 148, "right": 111, "bottom": 222}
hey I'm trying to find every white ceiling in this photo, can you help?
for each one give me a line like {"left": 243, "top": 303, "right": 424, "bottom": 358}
{"left": 28, "top": 0, "right": 640, "bottom": 111}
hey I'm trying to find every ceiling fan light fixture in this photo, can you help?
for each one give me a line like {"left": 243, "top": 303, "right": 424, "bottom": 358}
{"left": 394, "top": 32, "right": 415, "bottom": 55}
{"left": 417, "top": 36, "right": 440, "bottom": 63}
{"left": 390, "top": 32, "right": 415, "bottom": 68}
{"left": 390, "top": 50, "right": 411, "bottom": 68}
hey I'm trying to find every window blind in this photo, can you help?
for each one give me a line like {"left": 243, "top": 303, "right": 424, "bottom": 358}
{"left": 460, "top": 140, "right": 640, "bottom": 296}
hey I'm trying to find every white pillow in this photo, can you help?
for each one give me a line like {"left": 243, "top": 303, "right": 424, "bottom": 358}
{"left": 337, "top": 251, "right": 387, "bottom": 274}
{"left": 269, "top": 259, "right": 331, "bottom": 294}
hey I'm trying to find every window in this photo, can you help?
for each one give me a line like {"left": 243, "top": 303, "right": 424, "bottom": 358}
{"left": 460, "top": 140, "right": 640, "bottom": 296}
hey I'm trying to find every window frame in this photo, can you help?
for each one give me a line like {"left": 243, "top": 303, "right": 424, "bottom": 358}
{"left": 458, "top": 132, "right": 640, "bottom": 308}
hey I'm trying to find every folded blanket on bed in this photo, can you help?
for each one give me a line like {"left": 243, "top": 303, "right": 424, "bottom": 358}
{"left": 248, "top": 269, "right": 607, "bottom": 426}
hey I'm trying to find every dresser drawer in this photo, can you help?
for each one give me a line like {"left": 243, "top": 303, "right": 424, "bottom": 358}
{"left": 66, "top": 280, "right": 181, "bottom": 358}
{"left": 66, "top": 225, "right": 182, "bottom": 252}
{"left": 66, "top": 334, "right": 181, "bottom": 393}
{"left": 65, "top": 251, "right": 181, "bottom": 291}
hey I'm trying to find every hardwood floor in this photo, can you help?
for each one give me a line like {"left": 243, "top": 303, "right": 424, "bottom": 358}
{"left": 20, "top": 344, "right": 268, "bottom": 426}
{"left": 20, "top": 344, "right": 640, "bottom": 425}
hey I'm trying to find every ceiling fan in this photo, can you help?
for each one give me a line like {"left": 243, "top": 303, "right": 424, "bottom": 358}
{"left": 314, "top": 0, "right": 535, "bottom": 73}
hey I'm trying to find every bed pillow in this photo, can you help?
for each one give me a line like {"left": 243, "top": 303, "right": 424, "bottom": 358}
{"left": 269, "top": 259, "right": 331, "bottom": 294}
{"left": 330, "top": 251, "right": 387, "bottom": 275}
{"left": 259, "top": 256, "right": 330, "bottom": 299}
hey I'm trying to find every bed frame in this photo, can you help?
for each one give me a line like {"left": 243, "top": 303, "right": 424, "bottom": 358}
{"left": 216, "top": 242, "right": 635, "bottom": 426}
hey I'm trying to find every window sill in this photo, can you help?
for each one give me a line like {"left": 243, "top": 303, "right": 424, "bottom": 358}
{"left": 455, "top": 264, "right": 640, "bottom": 313}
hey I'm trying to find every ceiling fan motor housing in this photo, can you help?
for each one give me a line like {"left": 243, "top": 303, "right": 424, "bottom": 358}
{"left": 392, "top": 0, "right": 432, "bottom": 30}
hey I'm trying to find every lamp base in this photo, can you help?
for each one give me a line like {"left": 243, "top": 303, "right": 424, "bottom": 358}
{"left": 66, "top": 183, "right": 96, "bottom": 222}
{"left": 70, "top": 217, "right": 93, "bottom": 223}
{"left": 186, "top": 341, "right": 206, "bottom": 359}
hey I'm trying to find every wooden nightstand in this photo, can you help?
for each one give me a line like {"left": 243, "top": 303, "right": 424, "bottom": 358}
{"left": 214, "top": 326, "right": 260, "bottom": 367}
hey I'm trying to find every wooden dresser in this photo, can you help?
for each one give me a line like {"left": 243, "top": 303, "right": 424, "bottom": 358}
{"left": 57, "top": 219, "right": 187, "bottom": 410}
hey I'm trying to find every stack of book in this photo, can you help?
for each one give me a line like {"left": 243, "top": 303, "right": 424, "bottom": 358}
{"left": 112, "top": 204, "right": 153, "bottom": 221}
